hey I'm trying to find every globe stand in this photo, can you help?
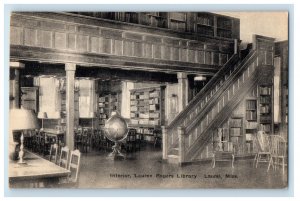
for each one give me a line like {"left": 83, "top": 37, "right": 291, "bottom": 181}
{"left": 107, "top": 141, "right": 126, "bottom": 160}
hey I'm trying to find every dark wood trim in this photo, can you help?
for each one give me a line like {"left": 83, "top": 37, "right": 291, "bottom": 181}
{"left": 11, "top": 45, "right": 218, "bottom": 75}
{"left": 187, "top": 70, "right": 261, "bottom": 161}
{"left": 166, "top": 53, "right": 240, "bottom": 129}
{"left": 12, "top": 12, "right": 237, "bottom": 45}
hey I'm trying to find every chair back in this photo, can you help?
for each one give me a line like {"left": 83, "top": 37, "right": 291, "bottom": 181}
{"left": 270, "top": 135, "right": 287, "bottom": 158}
{"left": 256, "top": 132, "right": 271, "bottom": 152}
{"left": 68, "top": 149, "right": 81, "bottom": 183}
{"left": 127, "top": 129, "right": 136, "bottom": 142}
{"left": 59, "top": 146, "right": 70, "bottom": 169}
{"left": 49, "top": 143, "right": 58, "bottom": 163}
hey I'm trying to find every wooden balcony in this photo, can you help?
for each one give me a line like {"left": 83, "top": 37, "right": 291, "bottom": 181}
{"left": 10, "top": 12, "right": 237, "bottom": 74}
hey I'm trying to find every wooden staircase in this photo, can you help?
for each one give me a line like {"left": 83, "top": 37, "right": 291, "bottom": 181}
{"left": 163, "top": 35, "right": 275, "bottom": 165}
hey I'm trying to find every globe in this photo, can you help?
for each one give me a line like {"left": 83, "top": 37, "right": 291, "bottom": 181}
{"left": 104, "top": 112, "right": 128, "bottom": 142}
{"left": 104, "top": 112, "right": 128, "bottom": 159}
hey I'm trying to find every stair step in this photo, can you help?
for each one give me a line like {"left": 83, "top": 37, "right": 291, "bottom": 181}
{"left": 167, "top": 154, "right": 178, "bottom": 158}
{"left": 167, "top": 154, "right": 179, "bottom": 164}
{"left": 168, "top": 148, "right": 179, "bottom": 155}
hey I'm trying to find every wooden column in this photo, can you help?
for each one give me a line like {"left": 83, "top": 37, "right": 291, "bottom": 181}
{"left": 234, "top": 39, "right": 238, "bottom": 54}
{"left": 161, "top": 126, "right": 168, "bottom": 160}
{"left": 10, "top": 62, "right": 25, "bottom": 109}
{"left": 177, "top": 72, "right": 188, "bottom": 112}
{"left": 178, "top": 126, "right": 185, "bottom": 165}
{"left": 65, "top": 63, "right": 76, "bottom": 151}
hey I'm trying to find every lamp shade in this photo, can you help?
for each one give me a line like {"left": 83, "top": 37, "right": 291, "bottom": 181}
{"left": 37, "top": 112, "right": 48, "bottom": 119}
{"left": 10, "top": 109, "right": 39, "bottom": 131}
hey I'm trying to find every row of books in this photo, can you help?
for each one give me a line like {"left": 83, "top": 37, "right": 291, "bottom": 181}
{"left": 229, "top": 118, "right": 242, "bottom": 127}
{"left": 131, "top": 119, "right": 160, "bottom": 126}
{"left": 245, "top": 121, "right": 258, "bottom": 129}
{"left": 259, "top": 86, "right": 272, "bottom": 95}
{"left": 217, "top": 18, "right": 232, "bottom": 30}
{"left": 246, "top": 100, "right": 257, "bottom": 110}
{"left": 197, "top": 16, "right": 214, "bottom": 26}
{"left": 135, "top": 128, "right": 155, "bottom": 134}
{"left": 260, "top": 124, "right": 271, "bottom": 132}
{"left": 217, "top": 29, "right": 232, "bottom": 38}
{"left": 260, "top": 105, "right": 270, "bottom": 114}
{"left": 246, "top": 111, "right": 257, "bottom": 121}
{"left": 260, "top": 96, "right": 271, "bottom": 104}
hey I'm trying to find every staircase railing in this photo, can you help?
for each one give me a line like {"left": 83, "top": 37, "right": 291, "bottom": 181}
{"left": 163, "top": 35, "right": 275, "bottom": 163}
{"left": 179, "top": 35, "right": 275, "bottom": 163}
{"left": 163, "top": 53, "right": 240, "bottom": 158}
{"left": 183, "top": 51, "right": 260, "bottom": 162}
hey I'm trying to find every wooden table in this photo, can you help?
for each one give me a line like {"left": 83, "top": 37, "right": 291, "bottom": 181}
{"left": 9, "top": 150, "right": 70, "bottom": 188}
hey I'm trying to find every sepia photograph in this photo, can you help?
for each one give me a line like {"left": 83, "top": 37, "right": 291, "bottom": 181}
{"left": 8, "top": 11, "right": 289, "bottom": 189}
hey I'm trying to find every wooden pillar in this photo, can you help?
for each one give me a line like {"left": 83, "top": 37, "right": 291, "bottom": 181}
{"left": 178, "top": 126, "right": 185, "bottom": 165}
{"left": 234, "top": 39, "right": 238, "bottom": 54}
{"left": 161, "top": 126, "right": 168, "bottom": 160}
{"left": 177, "top": 72, "right": 188, "bottom": 112}
{"left": 10, "top": 62, "right": 25, "bottom": 109}
{"left": 65, "top": 63, "right": 76, "bottom": 151}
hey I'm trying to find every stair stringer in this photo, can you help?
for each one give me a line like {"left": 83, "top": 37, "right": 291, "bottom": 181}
{"left": 184, "top": 69, "right": 262, "bottom": 163}
{"left": 191, "top": 83, "right": 260, "bottom": 162}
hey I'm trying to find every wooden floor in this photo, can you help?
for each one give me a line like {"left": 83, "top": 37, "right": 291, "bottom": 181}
{"left": 57, "top": 145, "right": 288, "bottom": 189}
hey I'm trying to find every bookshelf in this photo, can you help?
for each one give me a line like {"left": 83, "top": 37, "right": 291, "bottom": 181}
{"left": 196, "top": 13, "right": 214, "bottom": 37}
{"left": 259, "top": 85, "right": 273, "bottom": 134}
{"left": 229, "top": 117, "right": 243, "bottom": 154}
{"left": 169, "top": 12, "right": 186, "bottom": 32}
{"left": 98, "top": 93, "right": 121, "bottom": 127}
{"left": 140, "top": 12, "right": 167, "bottom": 28}
{"left": 216, "top": 16, "right": 233, "bottom": 38}
{"left": 59, "top": 81, "right": 79, "bottom": 130}
{"left": 244, "top": 99, "right": 258, "bottom": 154}
{"left": 245, "top": 99, "right": 257, "bottom": 121}
{"left": 20, "top": 87, "right": 39, "bottom": 113}
{"left": 129, "top": 86, "right": 165, "bottom": 142}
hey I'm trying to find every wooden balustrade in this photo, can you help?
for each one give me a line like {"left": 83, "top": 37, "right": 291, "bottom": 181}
{"left": 10, "top": 12, "right": 237, "bottom": 74}
{"left": 180, "top": 37, "right": 274, "bottom": 162}
{"left": 164, "top": 39, "right": 274, "bottom": 163}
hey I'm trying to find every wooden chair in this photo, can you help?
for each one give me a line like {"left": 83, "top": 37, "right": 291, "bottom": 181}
{"left": 74, "top": 129, "right": 82, "bottom": 150}
{"left": 153, "top": 130, "right": 162, "bottom": 148}
{"left": 125, "top": 129, "right": 136, "bottom": 152}
{"left": 254, "top": 132, "right": 272, "bottom": 168}
{"left": 49, "top": 143, "right": 58, "bottom": 164}
{"left": 212, "top": 151, "right": 235, "bottom": 168}
{"left": 59, "top": 146, "right": 70, "bottom": 169}
{"left": 68, "top": 149, "right": 81, "bottom": 183}
{"left": 81, "top": 129, "right": 92, "bottom": 153}
{"left": 268, "top": 135, "right": 287, "bottom": 174}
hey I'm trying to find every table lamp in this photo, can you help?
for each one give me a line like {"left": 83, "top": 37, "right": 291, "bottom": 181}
{"left": 9, "top": 109, "right": 39, "bottom": 163}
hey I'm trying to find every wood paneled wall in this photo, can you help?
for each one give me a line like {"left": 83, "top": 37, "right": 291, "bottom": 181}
{"left": 10, "top": 12, "right": 236, "bottom": 74}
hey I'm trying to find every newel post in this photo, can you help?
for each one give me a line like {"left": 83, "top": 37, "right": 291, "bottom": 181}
{"left": 161, "top": 126, "right": 168, "bottom": 160}
{"left": 178, "top": 126, "right": 185, "bottom": 165}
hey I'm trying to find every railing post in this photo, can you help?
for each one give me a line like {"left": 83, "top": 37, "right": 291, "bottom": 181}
{"left": 178, "top": 126, "right": 185, "bottom": 165}
{"left": 234, "top": 39, "right": 238, "bottom": 55}
{"left": 161, "top": 126, "right": 168, "bottom": 160}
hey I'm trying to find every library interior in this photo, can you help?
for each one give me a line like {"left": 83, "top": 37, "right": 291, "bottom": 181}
{"left": 8, "top": 12, "right": 288, "bottom": 188}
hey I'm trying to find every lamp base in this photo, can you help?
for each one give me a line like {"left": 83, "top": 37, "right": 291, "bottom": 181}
{"left": 17, "top": 161, "right": 28, "bottom": 165}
